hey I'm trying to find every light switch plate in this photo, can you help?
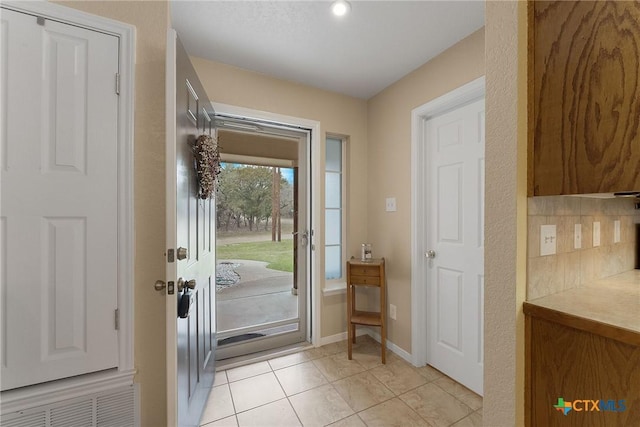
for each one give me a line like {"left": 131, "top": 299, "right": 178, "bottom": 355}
{"left": 614, "top": 220, "right": 621, "bottom": 243}
{"left": 385, "top": 197, "right": 397, "bottom": 212}
{"left": 389, "top": 304, "right": 397, "bottom": 320}
{"left": 574, "top": 223, "right": 582, "bottom": 249}
{"left": 540, "top": 224, "right": 557, "bottom": 256}
{"left": 593, "top": 221, "right": 601, "bottom": 247}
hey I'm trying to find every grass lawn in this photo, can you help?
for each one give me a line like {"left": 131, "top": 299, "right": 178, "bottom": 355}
{"left": 217, "top": 240, "right": 293, "bottom": 272}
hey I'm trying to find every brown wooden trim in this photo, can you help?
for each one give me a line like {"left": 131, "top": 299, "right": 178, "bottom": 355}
{"left": 524, "top": 313, "right": 532, "bottom": 427}
{"left": 523, "top": 302, "right": 640, "bottom": 346}
{"left": 526, "top": 0, "right": 535, "bottom": 197}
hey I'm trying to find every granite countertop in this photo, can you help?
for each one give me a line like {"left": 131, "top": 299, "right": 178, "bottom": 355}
{"left": 524, "top": 270, "right": 640, "bottom": 345}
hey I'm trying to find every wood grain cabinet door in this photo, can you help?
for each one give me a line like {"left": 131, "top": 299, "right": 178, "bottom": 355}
{"left": 532, "top": 1, "right": 640, "bottom": 195}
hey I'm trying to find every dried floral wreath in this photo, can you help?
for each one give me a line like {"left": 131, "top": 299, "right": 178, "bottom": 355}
{"left": 193, "top": 134, "right": 221, "bottom": 199}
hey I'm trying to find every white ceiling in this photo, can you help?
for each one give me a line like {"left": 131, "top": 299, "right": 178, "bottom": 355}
{"left": 170, "top": 1, "right": 485, "bottom": 100}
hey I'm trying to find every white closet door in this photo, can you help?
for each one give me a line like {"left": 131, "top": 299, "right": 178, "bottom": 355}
{"left": 1, "top": 9, "right": 120, "bottom": 390}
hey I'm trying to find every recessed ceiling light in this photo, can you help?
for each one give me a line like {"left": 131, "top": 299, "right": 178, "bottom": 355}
{"left": 331, "top": 0, "right": 351, "bottom": 17}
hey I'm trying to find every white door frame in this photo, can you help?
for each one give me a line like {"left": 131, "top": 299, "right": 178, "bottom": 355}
{"left": 0, "top": 0, "right": 135, "bottom": 411}
{"left": 211, "top": 102, "right": 322, "bottom": 348}
{"left": 410, "top": 76, "right": 485, "bottom": 367}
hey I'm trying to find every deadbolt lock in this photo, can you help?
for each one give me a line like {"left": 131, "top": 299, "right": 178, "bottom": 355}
{"left": 177, "top": 247, "right": 188, "bottom": 260}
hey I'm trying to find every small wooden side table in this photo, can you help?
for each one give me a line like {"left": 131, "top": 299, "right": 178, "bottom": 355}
{"left": 346, "top": 257, "right": 386, "bottom": 363}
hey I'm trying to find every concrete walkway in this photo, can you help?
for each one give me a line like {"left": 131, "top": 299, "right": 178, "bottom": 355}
{"left": 216, "top": 259, "right": 297, "bottom": 332}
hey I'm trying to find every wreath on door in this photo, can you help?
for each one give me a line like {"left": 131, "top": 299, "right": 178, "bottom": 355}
{"left": 193, "top": 134, "right": 221, "bottom": 199}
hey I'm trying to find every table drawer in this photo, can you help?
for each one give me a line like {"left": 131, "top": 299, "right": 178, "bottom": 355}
{"left": 349, "top": 265, "right": 379, "bottom": 277}
{"left": 349, "top": 275, "right": 380, "bottom": 286}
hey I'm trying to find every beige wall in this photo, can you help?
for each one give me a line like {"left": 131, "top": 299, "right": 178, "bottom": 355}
{"left": 366, "top": 29, "right": 485, "bottom": 353}
{"left": 484, "top": 1, "right": 527, "bottom": 425}
{"left": 54, "top": 2, "right": 169, "bottom": 426}
{"left": 191, "top": 58, "right": 369, "bottom": 337}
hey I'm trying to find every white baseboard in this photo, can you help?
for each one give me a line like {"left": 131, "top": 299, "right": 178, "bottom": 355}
{"left": 319, "top": 329, "right": 415, "bottom": 366}
{"left": 361, "top": 328, "right": 414, "bottom": 365}
{"left": 318, "top": 329, "right": 368, "bottom": 346}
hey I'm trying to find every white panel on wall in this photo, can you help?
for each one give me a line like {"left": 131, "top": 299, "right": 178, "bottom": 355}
{"left": 42, "top": 31, "right": 88, "bottom": 174}
{"left": 437, "top": 267, "right": 463, "bottom": 353}
{"left": 437, "top": 119, "right": 462, "bottom": 151}
{"left": 42, "top": 217, "right": 87, "bottom": 358}
{"left": 478, "top": 274, "right": 484, "bottom": 365}
{"left": 478, "top": 110, "right": 485, "bottom": 145}
{"left": 478, "top": 158, "right": 485, "bottom": 248}
{"left": 1, "top": 385, "right": 137, "bottom": 427}
{"left": 438, "top": 163, "right": 463, "bottom": 243}
{"left": 1, "top": 216, "right": 6, "bottom": 369}
{"left": 1, "top": 19, "right": 7, "bottom": 172}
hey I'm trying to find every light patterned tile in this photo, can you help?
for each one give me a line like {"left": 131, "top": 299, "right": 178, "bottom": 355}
{"left": 274, "top": 361, "right": 327, "bottom": 396}
{"left": 433, "top": 376, "right": 483, "bottom": 411}
{"left": 369, "top": 360, "right": 427, "bottom": 395}
{"left": 268, "top": 351, "right": 312, "bottom": 371}
{"left": 332, "top": 372, "right": 394, "bottom": 412}
{"left": 312, "top": 353, "right": 365, "bottom": 382}
{"left": 558, "top": 215, "right": 580, "bottom": 254}
{"left": 328, "top": 414, "right": 367, "bottom": 427}
{"left": 416, "top": 364, "right": 445, "bottom": 382}
{"left": 214, "top": 370, "right": 228, "bottom": 386}
{"left": 202, "top": 415, "right": 238, "bottom": 427}
{"left": 289, "top": 384, "right": 353, "bottom": 427}
{"left": 235, "top": 398, "right": 300, "bottom": 427}
{"left": 200, "top": 384, "right": 235, "bottom": 425}
{"left": 527, "top": 216, "right": 547, "bottom": 258}
{"left": 562, "top": 251, "right": 581, "bottom": 291}
{"left": 400, "top": 383, "right": 472, "bottom": 427}
{"left": 527, "top": 254, "right": 564, "bottom": 300}
{"left": 451, "top": 410, "right": 483, "bottom": 427}
{"left": 226, "top": 361, "right": 272, "bottom": 383}
{"left": 229, "top": 372, "right": 285, "bottom": 412}
{"left": 358, "top": 398, "right": 429, "bottom": 427}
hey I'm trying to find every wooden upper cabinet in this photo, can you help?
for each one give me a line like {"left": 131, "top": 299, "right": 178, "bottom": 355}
{"left": 531, "top": 1, "right": 640, "bottom": 195}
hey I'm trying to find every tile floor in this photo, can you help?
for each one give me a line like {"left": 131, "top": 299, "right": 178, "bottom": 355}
{"left": 201, "top": 335, "right": 482, "bottom": 427}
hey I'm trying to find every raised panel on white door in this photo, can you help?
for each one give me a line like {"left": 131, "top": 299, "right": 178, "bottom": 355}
{"left": 478, "top": 158, "right": 485, "bottom": 248}
{"left": 478, "top": 110, "right": 485, "bottom": 145}
{"left": 478, "top": 275, "right": 484, "bottom": 365}
{"left": 1, "top": 216, "right": 6, "bottom": 369}
{"left": 42, "top": 30, "right": 88, "bottom": 174}
{"left": 436, "top": 267, "right": 463, "bottom": 353}
{"left": 42, "top": 217, "right": 87, "bottom": 358}
{"left": 437, "top": 119, "right": 463, "bottom": 151}
{"left": 437, "top": 163, "right": 463, "bottom": 243}
{"left": 1, "top": 18, "right": 7, "bottom": 172}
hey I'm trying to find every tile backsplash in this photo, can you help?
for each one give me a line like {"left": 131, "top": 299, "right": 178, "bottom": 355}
{"left": 527, "top": 196, "right": 640, "bottom": 300}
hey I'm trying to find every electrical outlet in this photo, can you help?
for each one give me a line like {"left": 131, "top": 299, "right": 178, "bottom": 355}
{"left": 389, "top": 304, "right": 397, "bottom": 320}
{"left": 614, "top": 220, "right": 621, "bottom": 243}
{"left": 593, "top": 221, "right": 601, "bottom": 247}
{"left": 574, "top": 223, "right": 582, "bottom": 249}
{"left": 540, "top": 224, "right": 557, "bottom": 256}
{"left": 385, "top": 197, "right": 397, "bottom": 212}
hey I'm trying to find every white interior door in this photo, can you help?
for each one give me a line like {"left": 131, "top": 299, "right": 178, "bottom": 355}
{"left": 166, "top": 29, "right": 216, "bottom": 427}
{"left": 1, "top": 8, "right": 119, "bottom": 391}
{"left": 426, "top": 98, "right": 484, "bottom": 395}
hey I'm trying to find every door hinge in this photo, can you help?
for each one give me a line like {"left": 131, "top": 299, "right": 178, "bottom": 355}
{"left": 36, "top": 16, "right": 45, "bottom": 26}
{"left": 115, "top": 73, "right": 120, "bottom": 95}
{"left": 114, "top": 308, "right": 120, "bottom": 330}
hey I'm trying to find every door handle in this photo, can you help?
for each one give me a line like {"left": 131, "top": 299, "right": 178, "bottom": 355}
{"left": 177, "top": 278, "right": 196, "bottom": 292}
{"left": 425, "top": 250, "right": 436, "bottom": 259}
{"left": 154, "top": 280, "right": 166, "bottom": 291}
